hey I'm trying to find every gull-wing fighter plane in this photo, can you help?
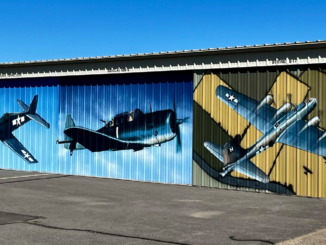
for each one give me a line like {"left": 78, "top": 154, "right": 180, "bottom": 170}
{"left": 204, "top": 85, "right": 325, "bottom": 183}
{"left": 57, "top": 103, "right": 188, "bottom": 155}
{"left": 0, "top": 95, "right": 50, "bottom": 163}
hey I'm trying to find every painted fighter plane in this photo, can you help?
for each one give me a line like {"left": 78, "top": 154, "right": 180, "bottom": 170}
{"left": 0, "top": 95, "right": 50, "bottom": 163}
{"left": 57, "top": 103, "right": 188, "bottom": 155}
{"left": 204, "top": 85, "right": 326, "bottom": 183}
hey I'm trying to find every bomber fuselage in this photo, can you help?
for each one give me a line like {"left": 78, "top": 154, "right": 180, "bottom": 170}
{"left": 246, "top": 98, "right": 317, "bottom": 159}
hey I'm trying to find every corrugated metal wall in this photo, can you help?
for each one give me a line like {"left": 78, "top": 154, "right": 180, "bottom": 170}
{"left": 0, "top": 85, "right": 59, "bottom": 172}
{"left": 0, "top": 72, "right": 193, "bottom": 185}
{"left": 58, "top": 82, "right": 193, "bottom": 184}
{"left": 193, "top": 67, "right": 326, "bottom": 198}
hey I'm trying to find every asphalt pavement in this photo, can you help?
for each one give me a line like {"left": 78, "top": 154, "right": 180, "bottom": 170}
{"left": 0, "top": 169, "right": 325, "bottom": 245}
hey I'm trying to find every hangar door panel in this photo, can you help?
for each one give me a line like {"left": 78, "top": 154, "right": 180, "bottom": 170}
{"left": 0, "top": 85, "right": 59, "bottom": 173}
{"left": 58, "top": 75, "right": 193, "bottom": 184}
{"left": 193, "top": 67, "right": 326, "bottom": 198}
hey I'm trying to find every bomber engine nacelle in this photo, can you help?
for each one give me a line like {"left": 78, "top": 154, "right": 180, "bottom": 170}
{"left": 308, "top": 116, "right": 320, "bottom": 127}
{"left": 256, "top": 95, "right": 273, "bottom": 111}
{"left": 274, "top": 102, "right": 292, "bottom": 119}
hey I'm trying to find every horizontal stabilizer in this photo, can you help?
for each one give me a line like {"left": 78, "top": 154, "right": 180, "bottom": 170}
{"left": 27, "top": 114, "right": 50, "bottom": 129}
{"left": 234, "top": 159, "right": 269, "bottom": 183}
{"left": 17, "top": 99, "right": 29, "bottom": 112}
{"left": 204, "top": 142, "right": 223, "bottom": 162}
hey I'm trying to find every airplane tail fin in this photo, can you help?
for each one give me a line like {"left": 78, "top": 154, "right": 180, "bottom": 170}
{"left": 64, "top": 115, "right": 75, "bottom": 142}
{"left": 28, "top": 95, "right": 38, "bottom": 115}
{"left": 17, "top": 95, "right": 50, "bottom": 129}
{"left": 17, "top": 95, "right": 38, "bottom": 114}
{"left": 61, "top": 115, "right": 84, "bottom": 153}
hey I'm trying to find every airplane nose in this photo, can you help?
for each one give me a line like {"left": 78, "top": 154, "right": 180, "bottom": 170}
{"left": 204, "top": 141, "right": 210, "bottom": 148}
{"left": 311, "top": 98, "right": 317, "bottom": 106}
{"left": 308, "top": 98, "right": 317, "bottom": 105}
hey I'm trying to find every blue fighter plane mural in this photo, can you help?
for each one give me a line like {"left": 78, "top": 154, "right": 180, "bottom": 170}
{"left": 57, "top": 102, "right": 188, "bottom": 155}
{"left": 0, "top": 95, "right": 50, "bottom": 163}
{"left": 204, "top": 85, "right": 326, "bottom": 183}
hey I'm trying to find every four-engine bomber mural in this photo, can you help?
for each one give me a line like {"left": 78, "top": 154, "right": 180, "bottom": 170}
{"left": 193, "top": 68, "right": 326, "bottom": 198}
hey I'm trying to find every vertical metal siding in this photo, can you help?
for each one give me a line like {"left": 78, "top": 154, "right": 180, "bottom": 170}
{"left": 193, "top": 67, "right": 326, "bottom": 198}
{"left": 58, "top": 82, "right": 193, "bottom": 184}
{"left": 0, "top": 73, "right": 193, "bottom": 186}
{"left": 0, "top": 86, "right": 59, "bottom": 172}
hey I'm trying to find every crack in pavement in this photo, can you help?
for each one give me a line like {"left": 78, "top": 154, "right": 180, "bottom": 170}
{"left": 19, "top": 221, "right": 193, "bottom": 245}
{"left": 230, "top": 236, "right": 275, "bottom": 244}
{"left": 0, "top": 175, "right": 71, "bottom": 185}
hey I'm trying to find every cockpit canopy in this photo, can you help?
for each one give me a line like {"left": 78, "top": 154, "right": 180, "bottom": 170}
{"left": 110, "top": 109, "right": 144, "bottom": 127}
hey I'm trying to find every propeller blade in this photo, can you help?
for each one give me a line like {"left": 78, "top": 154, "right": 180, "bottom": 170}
{"left": 149, "top": 100, "right": 152, "bottom": 113}
{"left": 173, "top": 100, "right": 182, "bottom": 153}
{"left": 176, "top": 123, "right": 182, "bottom": 153}
{"left": 173, "top": 100, "right": 176, "bottom": 115}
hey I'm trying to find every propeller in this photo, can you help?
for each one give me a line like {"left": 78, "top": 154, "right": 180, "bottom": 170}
{"left": 173, "top": 101, "right": 189, "bottom": 153}
{"left": 173, "top": 101, "right": 182, "bottom": 153}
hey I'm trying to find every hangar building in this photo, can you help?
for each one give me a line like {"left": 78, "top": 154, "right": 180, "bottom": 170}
{"left": 1, "top": 40, "right": 326, "bottom": 198}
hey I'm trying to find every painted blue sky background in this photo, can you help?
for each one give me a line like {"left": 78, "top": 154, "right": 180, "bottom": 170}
{"left": 0, "top": 86, "right": 59, "bottom": 172}
{"left": 1, "top": 0, "right": 325, "bottom": 62}
{"left": 58, "top": 81, "right": 193, "bottom": 184}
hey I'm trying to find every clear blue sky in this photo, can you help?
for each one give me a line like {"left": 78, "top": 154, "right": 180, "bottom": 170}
{"left": 1, "top": 0, "right": 325, "bottom": 62}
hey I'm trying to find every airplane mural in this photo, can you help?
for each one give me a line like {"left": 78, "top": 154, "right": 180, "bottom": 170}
{"left": 204, "top": 85, "right": 326, "bottom": 183}
{"left": 0, "top": 95, "right": 50, "bottom": 163}
{"left": 57, "top": 103, "right": 188, "bottom": 155}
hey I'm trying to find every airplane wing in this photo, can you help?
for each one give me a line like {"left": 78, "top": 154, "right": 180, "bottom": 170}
{"left": 204, "top": 142, "right": 223, "bottom": 162}
{"left": 64, "top": 127, "right": 146, "bottom": 152}
{"left": 27, "top": 114, "right": 50, "bottom": 129}
{"left": 220, "top": 157, "right": 269, "bottom": 183}
{"left": 234, "top": 158, "right": 270, "bottom": 183}
{"left": 277, "top": 120, "right": 326, "bottom": 157}
{"left": 216, "top": 85, "right": 278, "bottom": 134}
{"left": 2, "top": 134, "right": 38, "bottom": 163}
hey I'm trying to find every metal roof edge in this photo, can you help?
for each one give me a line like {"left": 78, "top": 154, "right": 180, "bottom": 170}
{"left": 1, "top": 40, "right": 326, "bottom": 67}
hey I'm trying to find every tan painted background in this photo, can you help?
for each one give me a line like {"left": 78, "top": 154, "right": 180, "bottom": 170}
{"left": 193, "top": 68, "right": 326, "bottom": 198}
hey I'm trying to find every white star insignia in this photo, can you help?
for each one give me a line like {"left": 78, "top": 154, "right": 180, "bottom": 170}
{"left": 226, "top": 93, "right": 238, "bottom": 103}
